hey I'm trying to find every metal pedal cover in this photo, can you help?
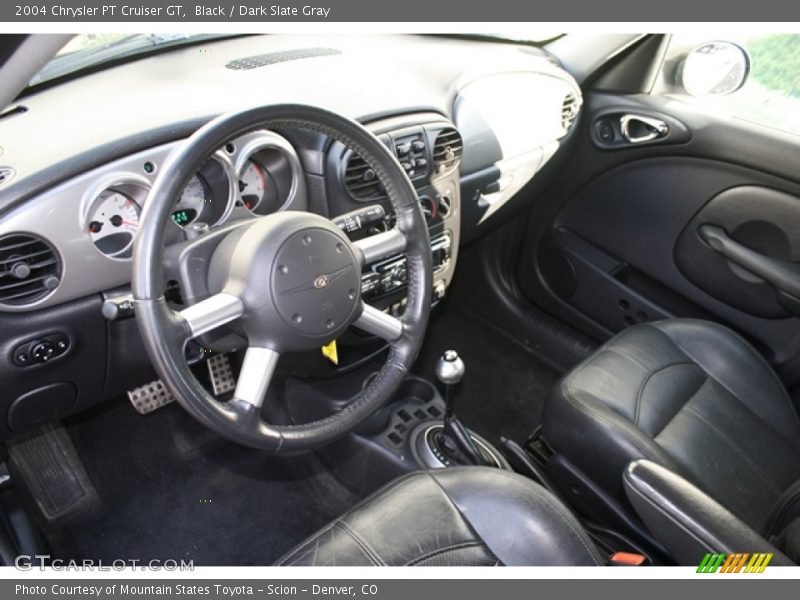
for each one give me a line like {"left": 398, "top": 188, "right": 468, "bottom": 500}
{"left": 127, "top": 380, "right": 175, "bottom": 415}
{"left": 207, "top": 354, "right": 235, "bottom": 396}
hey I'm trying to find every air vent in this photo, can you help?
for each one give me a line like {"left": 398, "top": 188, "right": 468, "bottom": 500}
{"left": 225, "top": 47, "right": 341, "bottom": 70}
{"left": 0, "top": 105, "right": 28, "bottom": 122}
{"left": 432, "top": 128, "right": 463, "bottom": 173}
{"left": 561, "top": 93, "right": 580, "bottom": 132}
{"left": 0, "top": 167, "right": 15, "bottom": 186}
{"left": 344, "top": 152, "right": 385, "bottom": 201}
{"left": 0, "top": 234, "right": 61, "bottom": 306}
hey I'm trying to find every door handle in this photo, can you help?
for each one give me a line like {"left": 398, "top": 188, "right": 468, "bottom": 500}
{"left": 698, "top": 224, "right": 800, "bottom": 300}
{"left": 619, "top": 114, "right": 669, "bottom": 144}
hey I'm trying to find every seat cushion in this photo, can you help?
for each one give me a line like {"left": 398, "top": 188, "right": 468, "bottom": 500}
{"left": 542, "top": 319, "right": 800, "bottom": 533}
{"left": 276, "top": 467, "right": 604, "bottom": 566}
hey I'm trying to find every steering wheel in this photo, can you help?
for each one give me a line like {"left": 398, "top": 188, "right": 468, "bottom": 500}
{"left": 132, "top": 105, "right": 432, "bottom": 452}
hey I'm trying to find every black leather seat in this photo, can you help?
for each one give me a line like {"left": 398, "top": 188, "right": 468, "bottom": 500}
{"left": 542, "top": 319, "right": 800, "bottom": 549}
{"left": 277, "top": 467, "right": 604, "bottom": 566}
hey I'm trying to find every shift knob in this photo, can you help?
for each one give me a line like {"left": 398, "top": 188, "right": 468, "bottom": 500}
{"left": 436, "top": 350, "right": 465, "bottom": 386}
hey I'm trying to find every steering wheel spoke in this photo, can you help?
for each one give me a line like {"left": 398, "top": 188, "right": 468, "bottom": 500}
{"left": 178, "top": 292, "right": 244, "bottom": 339}
{"left": 234, "top": 346, "right": 280, "bottom": 407}
{"left": 353, "top": 302, "right": 404, "bottom": 342}
{"left": 353, "top": 228, "right": 407, "bottom": 265}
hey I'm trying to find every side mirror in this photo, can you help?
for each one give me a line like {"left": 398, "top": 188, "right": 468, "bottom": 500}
{"left": 679, "top": 41, "right": 750, "bottom": 97}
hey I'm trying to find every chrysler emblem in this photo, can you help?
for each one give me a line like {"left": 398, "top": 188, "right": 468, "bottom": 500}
{"left": 279, "top": 265, "right": 353, "bottom": 296}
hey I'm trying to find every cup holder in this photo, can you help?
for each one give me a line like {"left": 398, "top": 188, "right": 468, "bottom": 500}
{"left": 389, "top": 377, "right": 437, "bottom": 406}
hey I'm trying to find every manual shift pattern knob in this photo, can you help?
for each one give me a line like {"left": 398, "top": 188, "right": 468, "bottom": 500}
{"left": 436, "top": 350, "right": 465, "bottom": 386}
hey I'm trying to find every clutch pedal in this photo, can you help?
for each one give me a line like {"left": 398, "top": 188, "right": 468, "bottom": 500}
{"left": 127, "top": 354, "right": 235, "bottom": 415}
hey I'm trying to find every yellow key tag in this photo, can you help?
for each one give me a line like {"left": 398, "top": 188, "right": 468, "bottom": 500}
{"left": 321, "top": 340, "right": 339, "bottom": 365}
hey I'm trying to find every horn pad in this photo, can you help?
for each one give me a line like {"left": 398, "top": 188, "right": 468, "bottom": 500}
{"left": 271, "top": 227, "right": 361, "bottom": 337}
{"left": 208, "top": 212, "right": 362, "bottom": 350}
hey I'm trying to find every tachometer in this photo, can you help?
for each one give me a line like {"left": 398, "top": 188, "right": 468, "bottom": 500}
{"left": 239, "top": 159, "right": 268, "bottom": 211}
{"left": 88, "top": 190, "right": 140, "bottom": 257}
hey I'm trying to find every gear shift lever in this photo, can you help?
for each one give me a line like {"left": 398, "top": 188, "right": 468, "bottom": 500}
{"left": 434, "top": 350, "right": 489, "bottom": 466}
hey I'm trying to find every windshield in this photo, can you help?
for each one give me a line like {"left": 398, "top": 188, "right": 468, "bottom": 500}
{"left": 28, "top": 33, "right": 232, "bottom": 87}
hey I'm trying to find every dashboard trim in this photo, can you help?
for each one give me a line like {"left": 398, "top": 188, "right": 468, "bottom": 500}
{"left": 0, "top": 131, "right": 308, "bottom": 313}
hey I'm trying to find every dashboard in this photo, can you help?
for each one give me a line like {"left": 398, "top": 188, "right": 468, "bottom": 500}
{"left": 0, "top": 34, "right": 581, "bottom": 437}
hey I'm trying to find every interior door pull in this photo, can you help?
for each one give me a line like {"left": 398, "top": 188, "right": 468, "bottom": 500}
{"left": 698, "top": 224, "right": 800, "bottom": 300}
{"left": 619, "top": 114, "right": 669, "bottom": 144}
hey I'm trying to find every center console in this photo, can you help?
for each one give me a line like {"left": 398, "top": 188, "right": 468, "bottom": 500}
{"left": 311, "top": 352, "right": 511, "bottom": 495}
{"left": 287, "top": 114, "right": 495, "bottom": 490}
{"left": 325, "top": 113, "right": 463, "bottom": 314}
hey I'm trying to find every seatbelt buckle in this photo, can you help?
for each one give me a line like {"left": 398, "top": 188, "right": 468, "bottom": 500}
{"left": 608, "top": 551, "right": 648, "bottom": 566}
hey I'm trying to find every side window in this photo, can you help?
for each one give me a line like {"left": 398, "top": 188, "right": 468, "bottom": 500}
{"left": 656, "top": 33, "right": 800, "bottom": 137}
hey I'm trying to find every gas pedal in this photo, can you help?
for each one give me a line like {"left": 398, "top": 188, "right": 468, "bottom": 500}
{"left": 207, "top": 354, "right": 235, "bottom": 396}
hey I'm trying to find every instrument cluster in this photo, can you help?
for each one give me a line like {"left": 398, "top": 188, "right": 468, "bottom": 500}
{"left": 83, "top": 130, "right": 303, "bottom": 259}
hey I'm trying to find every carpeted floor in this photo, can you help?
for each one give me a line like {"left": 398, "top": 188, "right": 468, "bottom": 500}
{"left": 414, "top": 305, "right": 561, "bottom": 445}
{"left": 38, "top": 399, "right": 360, "bottom": 566}
{"left": 31, "top": 305, "right": 560, "bottom": 566}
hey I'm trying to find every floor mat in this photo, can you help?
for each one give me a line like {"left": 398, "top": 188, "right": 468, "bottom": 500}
{"left": 414, "top": 306, "right": 561, "bottom": 445}
{"left": 37, "top": 399, "right": 360, "bottom": 566}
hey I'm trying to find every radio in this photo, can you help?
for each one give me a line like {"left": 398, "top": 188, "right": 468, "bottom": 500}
{"left": 360, "top": 232, "right": 451, "bottom": 302}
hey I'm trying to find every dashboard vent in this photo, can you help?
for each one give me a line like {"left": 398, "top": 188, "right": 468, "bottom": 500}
{"left": 0, "top": 234, "right": 61, "bottom": 306}
{"left": 344, "top": 152, "right": 385, "bottom": 201}
{"left": 0, "top": 105, "right": 28, "bottom": 122}
{"left": 432, "top": 128, "right": 463, "bottom": 173}
{"left": 0, "top": 167, "right": 15, "bottom": 186}
{"left": 225, "top": 48, "right": 341, "bottom": 70}
{"left": 561, "top": 93, "right": 580, "bottom": 132}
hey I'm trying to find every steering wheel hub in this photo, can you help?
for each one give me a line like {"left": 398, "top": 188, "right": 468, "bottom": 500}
{"left": 271, "top": 226, "right": 360, "bottom": 338}
{"left": 210, "top": 212, "right": 361, "bottom": 350}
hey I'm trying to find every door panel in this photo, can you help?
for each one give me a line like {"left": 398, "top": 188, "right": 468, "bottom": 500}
{"left": 519, "top": 91, "right": 800, "bottom": 376}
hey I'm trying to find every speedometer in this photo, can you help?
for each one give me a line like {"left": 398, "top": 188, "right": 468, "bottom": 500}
{"left": 172, "top": 175, "right": 210, "bottom": 227}
{"left": 88, "top": 190, "right": 140, "bottom": 257}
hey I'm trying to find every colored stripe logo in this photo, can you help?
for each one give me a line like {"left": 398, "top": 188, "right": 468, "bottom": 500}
{"left": 697, "top": 552, "right": 773, "bottom": 573}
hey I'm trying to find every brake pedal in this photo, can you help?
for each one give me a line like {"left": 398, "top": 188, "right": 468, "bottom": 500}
{"left": 127, "top": 380, "right": 175, "bottom": 415}
{"left": 207, "top": 354, "right": 235, "bottom": 396}
{"left": 7, "top": 423, "right": 98, "bottom": 522}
